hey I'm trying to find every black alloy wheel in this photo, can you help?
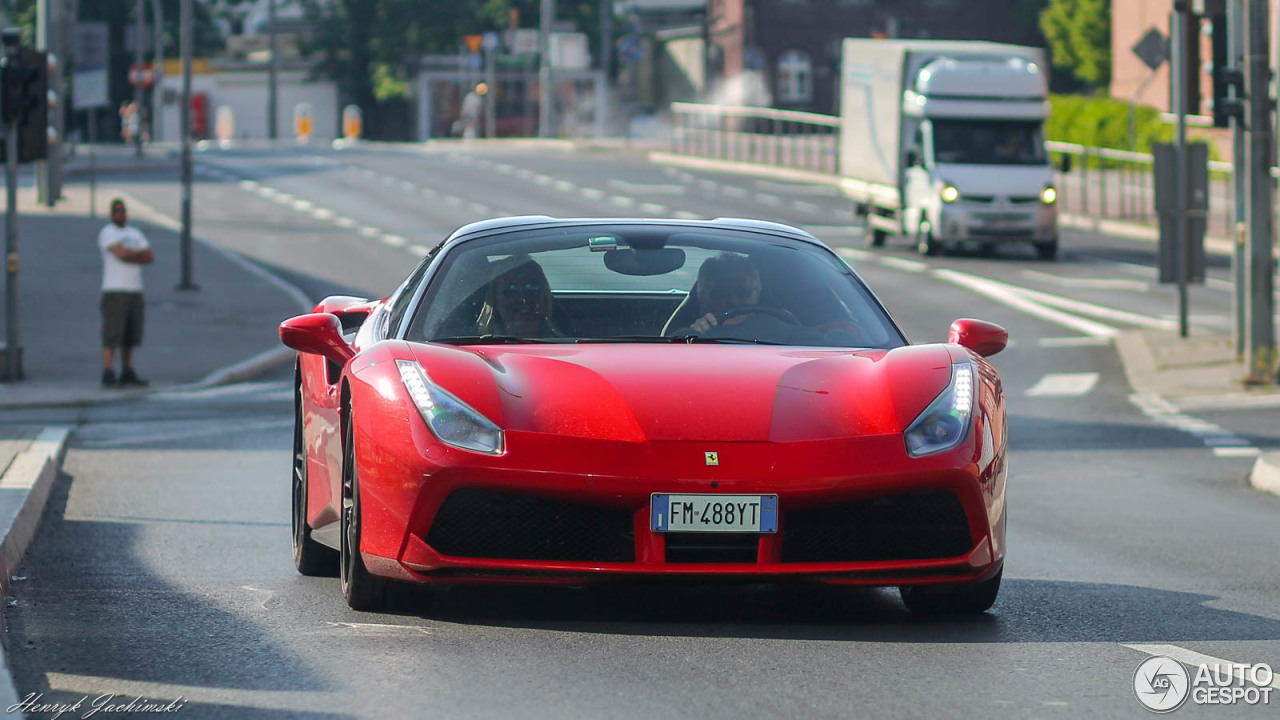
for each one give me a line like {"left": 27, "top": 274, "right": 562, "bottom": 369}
{"left": 340, "top": 410, "right": 388, "bottom": 611}
{"left": 293, "top": 384, "right": 338, "bottom": 577}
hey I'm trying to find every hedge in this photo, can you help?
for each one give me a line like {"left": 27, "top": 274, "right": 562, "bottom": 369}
{"left": 1046, "top": 94, "right": 1174, "bottom": 153}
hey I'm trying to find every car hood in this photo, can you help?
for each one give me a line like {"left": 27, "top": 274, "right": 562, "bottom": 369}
{"left": 406, "top": 343, "right": 955, "bottom": 443}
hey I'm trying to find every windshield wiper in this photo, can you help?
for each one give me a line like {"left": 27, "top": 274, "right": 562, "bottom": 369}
{"left": 431, "top": 335, "right": 557, "bottom": 345}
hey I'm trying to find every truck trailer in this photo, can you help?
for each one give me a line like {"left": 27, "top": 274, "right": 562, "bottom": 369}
{"left": 840, "top": 39, "right": 1060, "bottom": 259}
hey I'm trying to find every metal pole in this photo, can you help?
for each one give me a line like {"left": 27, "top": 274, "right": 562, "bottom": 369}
{"left": 151, "top": 0, "right": 163, "bottom": 143}
{"left": 1172, "top": 8, "right": 1190, "bottom": 339}
{"left": 485, "top": 45, "right": 496, "bottom": 139}
{"left": 178, "top": 0, "right": 195, "bottom": 290}
{"left": 1245, "top": 0, "right": 1274, "bottom": 380}
{"left": 268, "top": 0, "right": 278, "bottom": 140}
{"left": 538, "top": 0, "right": 554, "bottom": 138}
{"left": 88, "top": 108, "right": 96, "bottom": 218}
{"left": 1230, "top": 0, "right": 1247, "bottom": 357}
{"left": 600, "top": 0, "right": 612, "bottom": 134}
{"left": 4, "top": 123, "right": 19, "bottom": 381}
{"left": 35, "top": 0, "right": 47, "bottom": 205}
{"left": 133, "top": 0, "right": 145, "bottom": 157}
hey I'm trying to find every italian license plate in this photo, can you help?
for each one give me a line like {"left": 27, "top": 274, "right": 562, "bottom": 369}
{"left": 650, "top": 494, "right": 778, "bottom": 533}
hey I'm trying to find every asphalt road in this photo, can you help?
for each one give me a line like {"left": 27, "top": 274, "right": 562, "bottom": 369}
{"left": 4, "top": 143, "right": 1280, "bottom": 719}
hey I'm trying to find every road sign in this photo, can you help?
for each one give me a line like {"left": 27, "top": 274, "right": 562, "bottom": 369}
{"left": 483, "top": 32, "right": 500, "bottom": 51}
{"left": 128, "top": 65, "right": 155, "bottom": 88}
{"left": 71, "top": 22, "right": 108, "bottom": 67}
{"left": 1133, "top": 27, "right": 1169, "bottom": 72}
{"left": 464, "top": 34, "right": 484, "bottom": 54}
{"left": 511, "top": 29, "right": 540, "bottom": 55}
{"left": 72, "top": 67, "right": 108, "bottom": 110}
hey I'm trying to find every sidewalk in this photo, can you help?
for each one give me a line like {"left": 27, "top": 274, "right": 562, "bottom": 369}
{"left": 1115, "top": 328, "right": 1280, "bottom": 497}
{"left": 0, "top": 184, "right": 309, "bottom": 407}
{"left": 61, "top": 142, "right": 178, "bottom": 178}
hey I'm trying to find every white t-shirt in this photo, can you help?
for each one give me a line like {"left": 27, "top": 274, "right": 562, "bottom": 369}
{"left": 99, "top": 223, "right": 150, "bottom": 292}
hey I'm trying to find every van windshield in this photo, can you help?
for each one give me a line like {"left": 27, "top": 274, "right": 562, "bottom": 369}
{"left": 931, "top": 120, "right": 1047, "bottom": 165}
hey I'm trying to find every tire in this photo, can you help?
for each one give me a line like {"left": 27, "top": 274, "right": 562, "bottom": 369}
{"left": 340, "top": 411, "right": 389, "bottom": 611}
{"left": 916, "top": 223, "right": 942, "bottom": 257}
{"left": 292, "top": 387, "right": 338, "bottom": 577}
{"left": 899, "top": 568, "right": 1002, "bottom": 615}
{"left": 1034, "top": 238, "right": 1059, "bottom": 261}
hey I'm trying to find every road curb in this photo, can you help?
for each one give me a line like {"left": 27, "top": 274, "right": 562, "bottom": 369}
{"left": 0, "top": 426, "right": 72, "bottom": 714}
{"left": 1250, "top": 452, "right": 1280, "bottom": 497}
{"left": 647, "top": 151, "right": 842, "bottom": 187}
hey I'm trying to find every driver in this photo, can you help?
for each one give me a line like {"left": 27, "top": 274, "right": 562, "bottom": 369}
{"left": 476, "top": 255, "right": 559, "bottom": 337}
{"left": 689, "top": 253, "right": 762, "bottom": 334}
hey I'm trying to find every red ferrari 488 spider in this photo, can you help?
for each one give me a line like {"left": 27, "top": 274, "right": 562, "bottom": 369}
{"left": 281, "top": 217, "right": 1009, "bottom": 613}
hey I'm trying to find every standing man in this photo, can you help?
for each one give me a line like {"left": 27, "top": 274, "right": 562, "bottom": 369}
{"left": 459, "top": 83, "right": 487, "bottom": 140}
{"left": 99, "top": 198, "right": 153, "bottom": 387}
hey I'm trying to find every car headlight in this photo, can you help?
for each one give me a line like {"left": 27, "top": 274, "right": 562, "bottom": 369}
{"left": 941, "top": 184, "right": 960, "bottom": 203}
{"left": 904, "top": 362, "right": 974, "bottom": 457}
{"left": 1041, "top": 186, "right": 1057, "bottom": 204}
{"left": 396, "top": 360, "right": 504, "bottom": 455}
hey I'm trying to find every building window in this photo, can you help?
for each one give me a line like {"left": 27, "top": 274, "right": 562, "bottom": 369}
{"left": 777, "top": 50, "right": 812, "bottom": 103}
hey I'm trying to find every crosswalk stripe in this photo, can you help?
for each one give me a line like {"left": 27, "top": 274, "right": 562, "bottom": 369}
{"left": 1025, "top": 372, "right": 1099, "bottom": 397}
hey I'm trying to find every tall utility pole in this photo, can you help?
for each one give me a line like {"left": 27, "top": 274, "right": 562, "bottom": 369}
{"left": 151, "top": 0, "right": 163, "bottom": 143}
{"left": 178, "top": 0, "right": 195, "bottom": 290}
{"left": 268, "top": 0, "right": 278, "bottom": 140}
{"left": 538, "top": 0, "right": 553, "bottom": 138}
{"left": 35, "top": 0, "right": 49, "bottom": 205}
{"left": 133, "top": 0, "right": 145, "bottom": 157}
{"left": 600, "top": 0, "right": 611, "bottom": 134}
{"left": 1172, "top": 7, "right": 1190, "bottom": 338}
{"left": 3, "top": 30, "right": 22, "bottom": 380}
{"left": 1229, "top": 0, "right": 1247, "bottom": 356}
{"left": 1244, "top": 0, "right": 1275, "bottom": 381}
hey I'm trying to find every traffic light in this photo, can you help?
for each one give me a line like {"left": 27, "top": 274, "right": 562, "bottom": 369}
{"left": 1210, "top": 11, "right": 1244, "bottom": 127}
{"left": 0, "top": 47, "right": 48, "bottom": 163}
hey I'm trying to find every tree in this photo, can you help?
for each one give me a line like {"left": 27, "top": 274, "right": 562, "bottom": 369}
{"left": 1040, "top": 0, "right": 1111, "bottom": 87}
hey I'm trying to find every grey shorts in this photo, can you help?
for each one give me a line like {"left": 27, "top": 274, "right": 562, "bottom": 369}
{"left": 101, "top": 292, "right": 145, "bottom": 348}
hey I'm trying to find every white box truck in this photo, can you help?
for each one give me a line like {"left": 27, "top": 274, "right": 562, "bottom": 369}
{"left": 840, "top": 39, "right": 1061, "bottom": 259}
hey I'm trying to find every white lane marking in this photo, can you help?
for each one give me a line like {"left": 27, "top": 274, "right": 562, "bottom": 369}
{"left": 1123, "top": 645, "right": 1280, "bottom": 688}
{"left": 258, "top": 187, "right": 278, "bottom": 198}
{"left": 400, "top": 180, "right": 416, "bottom": 191}
{"left": 470, "top": 203, "right": 491, "bottom": 215}
{"left": 581, "top": 188, "right": 606, "bottom": 200}
{"left": 755, "top": 193, "right": 782, "bottom": 205}
{"left": 607, "top": 179, "right": 686, "bottom": 195}
{"left": 534, "top": 174, "right": 554, "bottom": 185}
{"left": 46, "top": 672, "right": 342, "bottom": 714}
{"left": 1020, "top": 269, "right": 1150, "bottom": 292}
{"left": 639, "top": 202, "right": 668, "bottom": 215}
{"left": 238, "top": 180, "right": 258, "bottom": 191}
{"left": 553, "top": 180, "right": 576, "bottom": 192}
{"left": 514, "top": 168, "right": 534, "bottom": 179}
{"left": 836, "top": 247, "right": 875, "bottom": 263}
{"left": 273, "top": 192, "right": 294, "bottom": 203}
{"left": 610, "top": 196, "right": 636, "bottom": 208}
{"left": 420, "top": 187, "right": 438, "bottom": 197}
{"left": 380, "top": 234, "right": 407, "bottom": 247}
{"left": 335, "top": 217, "right": 356, "bottom": 228}
{"left": 494, "top": 163, "right": 514, "bottom": 173}
{"left": 445, "top": 196, "right": 463, "bottom": 206}
{"left": 149, "top": 381, "right": 289, "bottom": 401}
{"left": 879, "top": 257, "right": 928, "bottom": 273}
{"left": 291, "top": 199, "right": 313, "bottom": 211}
{"left": 674, "top": 210, "right": 701, "bottom": 220}
{"left": 933, "top": 269, "right": 1119, "bottom": 338}
{"left": 358, "top": 226, "right": 381, "bottom": 238}
{"left": 407, "top": 245, "right": 431, "bottom": 257}
{"left": 1038, "top": 336, "right": 1114, "bottom": 348}
{"left": 723, "top": 186, "right": 749, "bottom": 198}
{"left": 1025, "top": 372, "right": 1099, "bottom": 397}
{"left": 1004, "top": 282, "right": 1176, "bottom": 330}
{"left": 1213, "top": 447, "right": 1262, "bottom": 457}
{"left": 311, "top": 208, "right": 334, "bottom": 221}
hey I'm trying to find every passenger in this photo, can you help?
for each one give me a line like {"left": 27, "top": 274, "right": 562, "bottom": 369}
{"left": 688, "top": 252, "right": 763, "bottom": 334}
{"left": 477, "top": 255, "right": 559, "bottom": 337}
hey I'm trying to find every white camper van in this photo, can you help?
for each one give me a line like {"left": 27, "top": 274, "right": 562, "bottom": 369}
{"left": 840, "top": 39, "right": 1060, "bottom": 259}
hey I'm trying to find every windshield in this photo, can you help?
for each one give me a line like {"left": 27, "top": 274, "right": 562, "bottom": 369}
{"left": 931, "top": 119, "right": 1047, "bottom": 165}
{"left": 404, "top": 224, "right": 905, "bottom": 349}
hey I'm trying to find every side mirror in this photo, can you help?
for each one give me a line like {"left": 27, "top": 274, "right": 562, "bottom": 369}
{"left": 280, "top": 313, "right": 355, "bottom": 366}
{"left": 948, "top": 318, "right": 1008, "bottom": 358}
{"left": 1058, "top": 153, "right": 1072, "bottom": 173}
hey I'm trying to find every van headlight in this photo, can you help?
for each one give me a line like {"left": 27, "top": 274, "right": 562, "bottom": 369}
{"left": 1041, "top": 186, "right": 1058, "bottom": 204}
{"left": 941, "top": 184, "right": 960, "bottom": 203}
{"left": 904, "top": 362, "right": 975, "bottom": 457}
{"left": 397, "top": 360, "right": 504, "bottom": 454}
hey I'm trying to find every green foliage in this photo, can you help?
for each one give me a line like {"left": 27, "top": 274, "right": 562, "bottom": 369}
{"left": 1046, "top": 94, "right": 1171, "bottom": 152}
{"left": 372, "top": 63, "right": 409, "bottom": 100}
{"left": 1040, "top": 0, "right": 1111, "bottom": 87}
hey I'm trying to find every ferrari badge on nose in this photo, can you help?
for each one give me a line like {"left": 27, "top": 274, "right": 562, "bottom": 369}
{"left": 705, "top": 452, "right": 719, "bottom": 466}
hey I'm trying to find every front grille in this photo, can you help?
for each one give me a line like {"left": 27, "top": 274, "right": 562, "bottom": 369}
{"left": 427, "top": 489, "right": 635, "bottom": 562}
{"left": 781, "top": 491, "right": 972, "bottom": 563}
{"left": 664, "top": 533, "right": 759, "bottom": 563}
